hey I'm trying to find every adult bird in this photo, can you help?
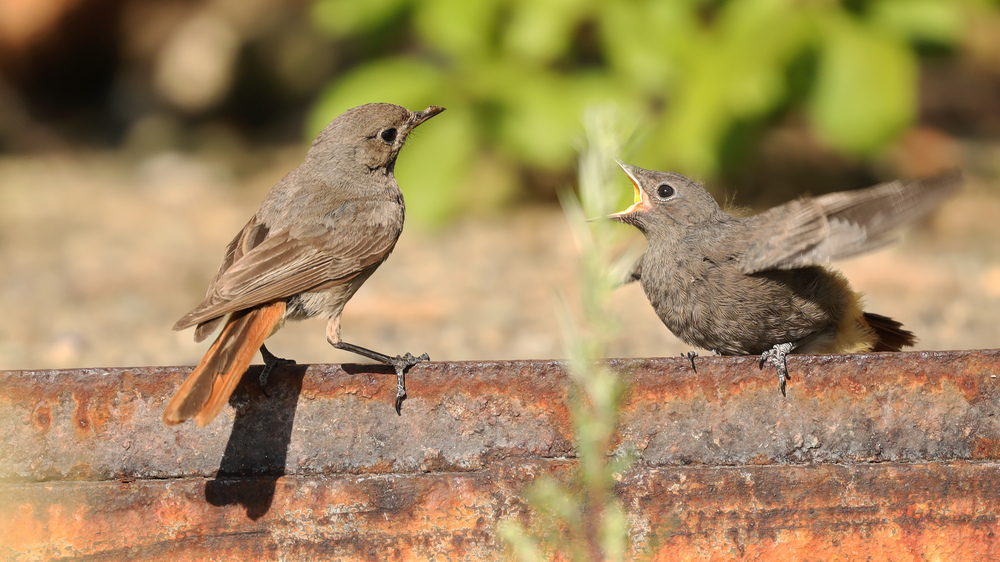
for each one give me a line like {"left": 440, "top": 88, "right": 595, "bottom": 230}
{"left": 165, "top": 103, "right": 444, "bottom": 426}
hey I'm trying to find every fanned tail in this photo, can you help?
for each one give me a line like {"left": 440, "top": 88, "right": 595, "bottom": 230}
{"left": 163, "top": 301, "right": 286, "bottom": 427}
{"left": 863, "top": 312, "right": 917, "bottom": 352}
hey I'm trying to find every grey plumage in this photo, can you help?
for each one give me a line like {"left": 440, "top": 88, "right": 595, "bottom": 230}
{"left": 610, "top": 163, "right": 961, "bottom": 393}
{"left": 737, "top": 172, "right": 962, "bottom": 273}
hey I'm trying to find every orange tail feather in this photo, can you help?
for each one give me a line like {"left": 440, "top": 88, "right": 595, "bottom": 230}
{"left": 163, "top": 301, "right": 286, "bottom": 427}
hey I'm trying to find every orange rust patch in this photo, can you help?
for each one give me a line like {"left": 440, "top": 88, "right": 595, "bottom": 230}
{"left": 971, "top": 437, "right": 1000, "bottom": 459}
{"left": 31, "top": 405, "right": 52, "bottom": 432}
{"left": 747, "top": 454, "right": 775, "bottom": 465}
{"left": 958, "top": 375, "right": 979, "bottom": 402}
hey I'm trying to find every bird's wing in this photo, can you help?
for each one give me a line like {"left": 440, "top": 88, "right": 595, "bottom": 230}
{"left": 174, "top": 204, "right": 400, "bottom": 331}
{"left": 737, "top": 170, "right": 961, "bottom": 274}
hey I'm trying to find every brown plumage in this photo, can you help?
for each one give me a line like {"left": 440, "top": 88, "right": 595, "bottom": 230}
{"left": 610, "top": 163, "right": 961, "bottom": 394}
{"left": 165, "top": 103, "right": 444, "bottom": 427}
{"left": 164, "top": 301, "right": 286, "bottom": 426}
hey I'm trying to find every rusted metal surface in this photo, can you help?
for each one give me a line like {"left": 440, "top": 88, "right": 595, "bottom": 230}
{"left": 2, "top": 461, "right": 998, "bottom": 560}
{"left": 2, "top": 350, "right": 1000, "bottom": 559}
{"left": 624, "top": 461, "right": 1000, "bottom": 560}
{"left": 2, "top": 350, "right": 999, "bottom": 481}
{"left": 616, "top": 349, "right": 1000, "bottom": 466}
{"left": 0, "top": 462, "right": 553, "bottom": 561}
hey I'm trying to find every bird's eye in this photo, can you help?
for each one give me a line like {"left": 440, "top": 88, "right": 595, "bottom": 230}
{"left": 380, "top": 128, "right": 398, "bottom": 143}
{"left": 656, "top": 183, "right": 675, "bottom": 199}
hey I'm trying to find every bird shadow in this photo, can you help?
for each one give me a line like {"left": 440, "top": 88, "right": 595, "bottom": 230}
{"left": 340, "top": 362, "right": 395, "bottom": 376}
{"left": 204, "top": 362, "right": 307, "bottom": 520}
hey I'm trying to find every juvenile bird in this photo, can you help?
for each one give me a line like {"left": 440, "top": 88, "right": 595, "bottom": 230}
{"left": 610, "top": 162, "right": 961, "bottom": 394}
{"left": 165, "top": 103, "right": 444, "bottom": 426}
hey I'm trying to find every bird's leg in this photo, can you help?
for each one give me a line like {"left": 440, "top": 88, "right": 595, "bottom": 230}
{"left": 332, "top": 341, "right": 429, "bottom": 415}
{"left": 258, "top": 344, "right": 296, "bottom": 389}
{"left": 759, "top": 342, "right": 794, "bottom": 396}
{"left": 680, "top": 350, "right": 698, "bottom": 372}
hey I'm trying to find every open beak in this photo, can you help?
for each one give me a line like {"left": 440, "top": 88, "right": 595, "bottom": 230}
{"left": 412, "top": 106, "right": 446, "bottom": 126}
{"left": 608, "top": 160, "right": 647, "bottom": 221}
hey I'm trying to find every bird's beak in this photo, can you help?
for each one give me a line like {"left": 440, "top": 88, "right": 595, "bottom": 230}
{"left": 608, "top": 160, "right": 647, "bottom": 222}
{"left": 412, "top": 106, "right": 446, "bottom": 126}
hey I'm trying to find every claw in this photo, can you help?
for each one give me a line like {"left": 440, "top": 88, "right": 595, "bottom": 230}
{"left": 759, "top": 342, "right": 794, "bottom": 396}
{"left": 681, "top": 350, "right": 698, "bottom": 372}
{"left": 259, "top": 344, "right": 296, "bottom": 391}
{"left": 390, "top": 352, "right": 430, "bottom": 415}
{"left": 393, "top": 363, "right": 406, "bottom": 415}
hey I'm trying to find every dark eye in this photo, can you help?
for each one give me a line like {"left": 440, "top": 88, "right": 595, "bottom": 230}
{"left": 656, "top": 183, "right": 675, "bottom": 199}
{"left": 380, "top": 128, "right": 398, "bottom": 143}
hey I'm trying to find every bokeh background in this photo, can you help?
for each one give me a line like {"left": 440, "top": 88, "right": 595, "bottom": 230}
{"left": 2, "top": 0, "right": 999, "bottom": 371}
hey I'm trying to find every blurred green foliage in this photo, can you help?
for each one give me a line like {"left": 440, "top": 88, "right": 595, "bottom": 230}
{"left": 309, "top": 0, "right": 981, "bottom": 223}
{"left": 500, "top": 106, "right": 642, "bottom": 562}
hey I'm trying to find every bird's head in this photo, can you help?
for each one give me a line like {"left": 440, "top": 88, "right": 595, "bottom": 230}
{"left": 308, "top": 103, "right": 445, "bottom": 174}
{"left": 608, "top": 162, "right": 723, "bottom": 234}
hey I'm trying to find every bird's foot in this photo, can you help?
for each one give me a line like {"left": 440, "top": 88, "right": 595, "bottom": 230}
{"left": 759, "top": 342, "right": 794, "bottom": 396}
{"left": 259, "top": 344, "right": 296, "bottom": 390}
{"left": 681, "top": 350, "right": 699, "bottom": 372}
{"left": 388, "top": 352, "right": 430, "bottom": 415}
{"left": 331, "top": 341, "right": 429, "bottom": 413}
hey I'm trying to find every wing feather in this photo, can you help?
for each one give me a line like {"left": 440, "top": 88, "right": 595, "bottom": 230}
{"left": 737, "top": 170, "right": 961, "bottom": 274}
{"left": 174, "top": 204, "right": 401, "bottom": 331}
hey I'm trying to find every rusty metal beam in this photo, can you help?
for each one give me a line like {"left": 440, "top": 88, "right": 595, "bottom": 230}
{"left": 2, "top": 461, "right": 998, "bottom": 560}
{"left": 2, "top": 350, "right": 1000, "bottom": 559}
{"left": 2, "top": 351, "right": 999, "bottom": 481}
